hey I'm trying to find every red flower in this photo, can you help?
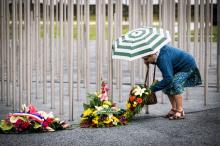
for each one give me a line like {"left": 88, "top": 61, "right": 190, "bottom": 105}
{"left": 14, "top": 119, "right": 23, "bottom": 128}
{"left": 42, "top": 118, "right": 54, "bottom": 127}
{"left": 136, "top": 98, "right": 143, "bottom": 104}
{"left": 46, "top": 118, "right": 54, "bottom": 124}
{"left": 22, "top": 121, "right": 30, "bottom": 129}
{"left": 129, "top": 96, "right": 136, "bottom": 102}
{"left": 42, "top": 121, "right": 49, "bottom": 127}
{"left": 28, "top": 104, "right": 37, "bottom": 114}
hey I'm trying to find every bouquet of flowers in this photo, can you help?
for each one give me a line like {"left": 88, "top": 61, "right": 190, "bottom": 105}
{"left": 125, "top": 85, "right": 151, "bottom": 121}
{"left": 0, "top": 104, "right": 70, "bottom": 133}
{"left": 80, "top": 81, "right": 128, "bottom": 128}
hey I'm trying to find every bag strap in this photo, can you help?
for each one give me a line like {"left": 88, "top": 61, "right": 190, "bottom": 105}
{"left": 153, "top": 64, "right": 156, "bottom": 81}
{"left": 144, "top": 64, "right": 156, "bottom": 86}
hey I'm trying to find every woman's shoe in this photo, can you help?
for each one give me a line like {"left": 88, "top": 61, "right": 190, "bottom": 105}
{"left": 169, "top": 110, "right": 185, "bottom": 120}
{"left": 164, "top": 109, "right": 176, "bottom": 118}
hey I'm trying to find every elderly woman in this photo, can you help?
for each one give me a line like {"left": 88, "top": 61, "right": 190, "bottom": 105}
{"left": 143, "top": 44, "right": 202, "bottom": 120}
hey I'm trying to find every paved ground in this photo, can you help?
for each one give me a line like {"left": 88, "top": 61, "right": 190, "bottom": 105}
{"left": 0, "top": 107, "right": 219, "bottom": 146}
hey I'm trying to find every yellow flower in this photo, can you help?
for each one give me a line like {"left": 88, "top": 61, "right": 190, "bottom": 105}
{"left": 112, "top": 116, "right": 120, "bottom": 123}
{"left": 92, "top": 110, "right": 98, "bottom": 116}
{"left": 92, "top": 116, "right": 99, "bottom": 125}
{"left": 103, "top": 101, "right": 112, "bottom": 106}
{"left": 133, "top": 101, "right": 138, "bottom": 108}
{"left": 81, "top": 117, "right": 88, "bottom": 121}
{"left": 126, "top": 102, "right": 131, "bottom": 109}
{"left": 83, "top": 108, "right": 93, "bottom": 117}
{"left": 103, "top": 117, "right": 112, "bottom": 124}
{"left": 103, "top": 104, "right": 109, "bottom": 109}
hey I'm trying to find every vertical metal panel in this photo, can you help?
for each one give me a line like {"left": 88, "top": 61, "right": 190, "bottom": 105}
{"left": 26, "top": 0, "right": 31, "bottom": 105}
{"left": 200, "top": 0, "right": 205, "bottom": 78}
{"left": 217, "top": 0, "right": 220, "bottom": 92}
{"left": 178, "top": 0, "right": 183, "bottom": 49}
{"left": 56, "top": 0, "right": 59, "bottom": 78}
{"left": 1, "top": 0, "right": 5, "bottom": 103}
{"left": 43, "top": 0, "right": 47, "bottom": 104}
{"left": 204, "top": 0, "right": 210, "bottom": 105}
{"left": 171, "top": 0, "right": 176, "bottom": 45}
{"left": 23, "top": 0, "right": 27, "bottom": 94}
{"left": 77, "top": 0, "right": 81, "bottom": 100}
{"left": 68, "top": 0, "right": 74, "bottom": 120}
{"left": 141, "top": 0, "right": 146, "bottom": 80}
{"left": 108, "top": 0, "right": 113, "bottom": 100}
{"left": 96, "top": 0, "right": 101, "bottom": 89}
{"left": 159, "top": 0, "right": 162, "bottom": 27}
{"left": 35, "top": 0, "right": 40, "bottom": 99}
{"left": 85, "top": 0, "right": 90, "bottom": 94}
{"left": 30, "top": 8, "right": 34, "bottom": 104}
{"left": 12, "top": 0, "right": 17, "bottom": 110}
{"left": 100, "top": 0, "right": 103, "bottom": 84}
{"left": 19, "top": 0, "right": 23, "bottom": 109}
{"left": 194, "top": 0, "right": 199, "bottom": 61}
{"left": 0, "top": 0, "right": 1, "bottom": 100}
{"left": 186, "top": 0, "right": 191, "bottom": 100}
{"left": 50, "top": 0, "right": 55, "bottom": 109}
{"left": 186, "top": 0, "right": 191, "bottom": 53}
{"left": 59, "top": 0, "right": 64, "bottom": 115}
{"left": 130, "top": 0, "right": 135, "bottom": 86}
{"left": 6, "top": 0, "right": 10, "bottom": 106}
{"left": 80, "top": 0, "right": 84, "bottom": 86}
{"left": 182, "top": 0, "right": 187, "bottom": 51}
{"left": 210, "top": 0, "right": 213, "bottom": 66}
{"left": 115, "top": 0, "right": 122, "bottom": 102}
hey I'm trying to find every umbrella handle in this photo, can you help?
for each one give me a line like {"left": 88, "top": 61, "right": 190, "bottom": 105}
{"left": 144, "top": 64, "right": 149, "bottom": 88}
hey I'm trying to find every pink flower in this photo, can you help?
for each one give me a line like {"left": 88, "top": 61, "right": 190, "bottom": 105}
{"left": 100, "top": 92, "right": 109, "bottom": 101}
{"left": 101, "top": 81, "right": 110, "bottom": 92}
{"left": 28, "top": 104, "right": 37, "bottom": 114}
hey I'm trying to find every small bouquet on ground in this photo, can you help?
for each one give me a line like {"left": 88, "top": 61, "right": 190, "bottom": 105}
{"left": 80, "top": 80, "right": 128, "bottom": 128}
{"left": 125, "top": 85, "right": 151, "bottom": 121}
{"left": 0, "top": 104, "right": 70, "bottom": 133}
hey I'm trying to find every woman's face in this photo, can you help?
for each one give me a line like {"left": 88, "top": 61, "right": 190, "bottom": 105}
{"left": 142, "top": 54, "right": 156, "bottom": 64}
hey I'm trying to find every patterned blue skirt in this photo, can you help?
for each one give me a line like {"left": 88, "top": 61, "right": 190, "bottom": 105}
{"left": 162, "top": 68, "right": 202, "bottom": 95}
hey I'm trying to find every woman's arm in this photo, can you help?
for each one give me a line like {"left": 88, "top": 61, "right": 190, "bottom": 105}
{"left": 150, "top": 57, "right": 174, "bottom": 92}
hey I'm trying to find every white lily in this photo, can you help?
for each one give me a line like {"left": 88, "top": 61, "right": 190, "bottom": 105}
{"left": 132, "top": 86, "right": 146, "bottom": 97}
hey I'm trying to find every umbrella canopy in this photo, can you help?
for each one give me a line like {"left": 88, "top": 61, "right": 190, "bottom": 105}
{"left": 112, "top": 27, "right": 171, "bottom": 61}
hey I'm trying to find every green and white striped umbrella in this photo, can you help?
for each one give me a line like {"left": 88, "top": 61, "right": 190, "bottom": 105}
{"left": 112, "top": 27, "right": 171, "bottom": 61}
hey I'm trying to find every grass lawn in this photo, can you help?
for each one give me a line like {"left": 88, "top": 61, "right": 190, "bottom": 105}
{"left": 43, "top": 23, "right": 217, "bottom": 42}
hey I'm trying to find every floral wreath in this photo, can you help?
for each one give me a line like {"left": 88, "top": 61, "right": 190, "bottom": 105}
{"left": 0, "top": 104, "right": 70, "bottom": 133}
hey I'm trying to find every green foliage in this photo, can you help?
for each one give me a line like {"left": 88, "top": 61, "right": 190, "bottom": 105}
{"left": 0, "top": 120, "right": 13, "bottom": 132}
{"left": 86, "top": 93, "right": 102, "bottom": 108}
{"left": 97, "top": 108, "right": 121, "bottom": 115}
{"left": 49, "top": 121, "right": 63, "bottom": 130}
